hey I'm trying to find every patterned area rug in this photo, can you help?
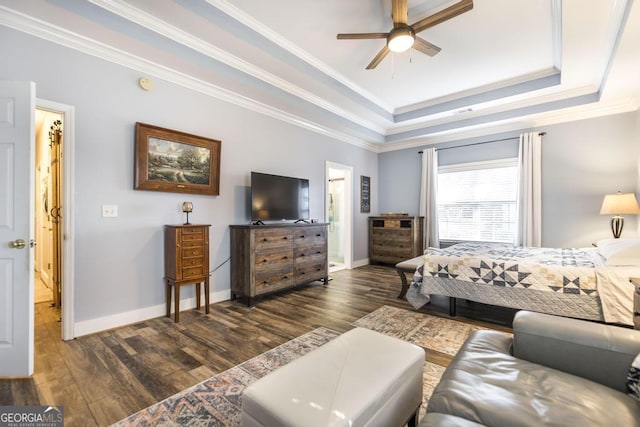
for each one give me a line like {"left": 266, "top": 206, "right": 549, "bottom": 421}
{"left": 352, "top": 305, "right": 484, "bottom": 356}
{"left": 112, "top": 327, "right": 340, "bottom": 427}
{"left": 114, "top": 308, "right": 482, "bottom": 426}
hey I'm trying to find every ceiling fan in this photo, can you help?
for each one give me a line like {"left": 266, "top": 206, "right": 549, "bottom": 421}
{"left": 337, "top": 0, "right": 473, "bottom": 69}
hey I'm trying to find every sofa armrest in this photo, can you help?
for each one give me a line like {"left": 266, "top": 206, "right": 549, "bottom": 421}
{"left": 512, "top": 311, "right": 640, "bottom": 392}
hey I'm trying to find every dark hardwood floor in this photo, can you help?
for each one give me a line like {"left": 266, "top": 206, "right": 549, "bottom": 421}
{"left": 0, "top": 265, "right": 513, "bottom": 426}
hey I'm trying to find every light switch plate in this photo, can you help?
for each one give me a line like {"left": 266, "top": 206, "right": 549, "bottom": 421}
{"left": 102, "top": 205, "right": 118, "bottom": 218}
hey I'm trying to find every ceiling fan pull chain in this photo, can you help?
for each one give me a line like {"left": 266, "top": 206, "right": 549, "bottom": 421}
{"left": 391, "top": 53, "right": 395, "bottom": 79}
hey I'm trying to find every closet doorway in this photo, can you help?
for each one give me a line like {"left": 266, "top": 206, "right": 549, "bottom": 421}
{"left": 34, "top": 109, "right": 63, "bottom": 313}
{"left": 34, "top": 101, "right": 74, "bottom": 342}
{"left": 325, "top": 162, "right": 353, "bottom": 272}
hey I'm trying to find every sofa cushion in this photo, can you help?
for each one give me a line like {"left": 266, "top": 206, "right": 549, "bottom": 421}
{"left": 427, "top": 330, "right": 640, "bottom": 426}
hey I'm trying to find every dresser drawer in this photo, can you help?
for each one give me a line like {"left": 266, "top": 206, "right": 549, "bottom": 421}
{"left": 254, "top": 270, "right": 295, "bottom": 295}
{"left": 182, "top": 239, "right": 205, "bottom": 248}
{"left": 255, "top": 228, "right": 294, "bottom": 250}
{"left": 182, "top": 246, "right": 204, "bottom": 259}
{"left": 182, "top": 257, "right": 203, "bottom": 268}
{"left": 181, "top": 227, "right": 205, "bottom": 240}
{"left": 182, "top": 266, "right": 205, "bottom": 279}
{"left": 254, "top": 248, "right": 294, "bottom": 271}
{"left": 295, "top": 262, "right": 326, "bottom": 284}
{"left": 294, "top": 245, "right": 326, "bottom": 266}
{"left": 294, "top": 227, "right": 327, "bottom": 247}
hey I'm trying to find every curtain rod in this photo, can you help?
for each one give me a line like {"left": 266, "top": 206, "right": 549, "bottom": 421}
{"left": 418, "top": 132, "right": 546, "bottom": 154}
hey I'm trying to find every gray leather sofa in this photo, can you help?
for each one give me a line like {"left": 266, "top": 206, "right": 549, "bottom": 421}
{"left": 421, "top": 310, "right": 640, "bottom": 426}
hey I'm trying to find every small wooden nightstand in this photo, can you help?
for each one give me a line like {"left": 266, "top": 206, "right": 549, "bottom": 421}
{"left": 164, "top": 224, "right": 211, "bottom": 322}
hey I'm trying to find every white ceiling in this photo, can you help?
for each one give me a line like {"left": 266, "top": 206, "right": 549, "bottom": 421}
{"left": 1, "top": 0, "right": 638, "bottom": 152}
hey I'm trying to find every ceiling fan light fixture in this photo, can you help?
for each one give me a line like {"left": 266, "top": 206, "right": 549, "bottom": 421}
{"left": 387, "top": 26, "right": 415, "bottom": 53}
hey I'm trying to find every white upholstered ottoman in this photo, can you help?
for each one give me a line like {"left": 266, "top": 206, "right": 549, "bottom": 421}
{"left": 241, "top": 327, "right": 425, "bottom": 427}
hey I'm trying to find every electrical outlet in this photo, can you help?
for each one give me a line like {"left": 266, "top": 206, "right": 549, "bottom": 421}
{"left": 102, "top": 205, "right": 118, "bottom": 218}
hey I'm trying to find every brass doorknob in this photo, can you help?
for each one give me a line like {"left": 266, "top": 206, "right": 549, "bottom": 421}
{"left": 9, "top": 239, "right": 26, "bottom": 249}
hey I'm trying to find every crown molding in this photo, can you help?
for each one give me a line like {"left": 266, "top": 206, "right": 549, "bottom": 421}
{"left": 376, "top": 97, "right": 639, "bottom": 153}
{"left": 385, "top": 85, "right": 598, "bottom": 137}
{"left": 0, "top": 5, "right": 379, "bottom": 152}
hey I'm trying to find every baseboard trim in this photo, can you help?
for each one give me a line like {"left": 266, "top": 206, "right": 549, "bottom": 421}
{"left": 353, "top": 258, "right": 369, "bottom": 268}
{"left": 73, "top": 290, "right": 230, "bottom": 337}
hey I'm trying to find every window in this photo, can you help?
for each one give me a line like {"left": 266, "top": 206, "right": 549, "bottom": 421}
{"left": 437, "top": 159, "right": 518, "bottom": 243}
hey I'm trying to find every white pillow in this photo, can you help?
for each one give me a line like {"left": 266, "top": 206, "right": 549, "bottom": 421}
{"left": 597, "top": 239, "right": 640, "bottom": 266}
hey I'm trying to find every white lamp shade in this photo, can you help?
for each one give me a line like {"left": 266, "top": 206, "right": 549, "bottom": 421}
{"left": 600, "top": 192, "right": 640, "bottom": 215}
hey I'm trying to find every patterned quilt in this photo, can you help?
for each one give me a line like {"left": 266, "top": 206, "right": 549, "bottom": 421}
{"left": 421, "top": 242, "right": 601, "bottom": 296}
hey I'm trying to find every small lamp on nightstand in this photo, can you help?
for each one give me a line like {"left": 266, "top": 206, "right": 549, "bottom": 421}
{"left": 182, "top": 202, "right": 193, "bottom": 225}
{"left": 600, "top": 191, "right": 640, "bottom": 238}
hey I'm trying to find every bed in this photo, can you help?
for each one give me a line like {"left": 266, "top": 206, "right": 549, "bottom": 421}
{"left": 406, "top": 239, "right": 640, "bottom": 327}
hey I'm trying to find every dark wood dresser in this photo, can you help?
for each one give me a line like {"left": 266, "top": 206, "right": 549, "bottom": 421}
{"left": 230, "top": 223, "right": 328, "bottom": 306}
{"left": 369, "top": 215, "right": 424, "bottom": 265}
{"left": 164, "top": 224, "right": 210, "bottom": 322}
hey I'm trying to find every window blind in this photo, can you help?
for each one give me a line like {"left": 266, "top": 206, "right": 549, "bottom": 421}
{"left": 437, "top": 159, "right": 518, "bottom": 243}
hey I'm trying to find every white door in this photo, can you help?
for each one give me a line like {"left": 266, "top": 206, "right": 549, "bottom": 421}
{"left": 0, "top": 81, "right": 35, "bottom": 376}
{"left": 325, "top": 161, "right": 353, "bottom": 271}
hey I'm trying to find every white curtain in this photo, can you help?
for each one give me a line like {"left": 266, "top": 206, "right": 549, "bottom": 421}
{"left": 517, "top": 132, "right": 542, "bottom": 247}
{"left": 419, "top": 148, "right": 439, "bottom": 249}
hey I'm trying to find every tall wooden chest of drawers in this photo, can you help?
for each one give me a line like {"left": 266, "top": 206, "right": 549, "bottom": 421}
{"left": 230, "top": 223, "right": 328, "bottom": 306}
{"left": 164, "top": 224, "right": 210, "bottom": 322}
{"left": 369, "top": 216, "right": 424, "bottom": 265}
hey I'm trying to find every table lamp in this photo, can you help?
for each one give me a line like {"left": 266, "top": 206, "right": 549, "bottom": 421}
{"left": 182, "top": 202, "right": 193, "bottom": 225}
{"left": 600, "top": 191, "right": 640, "bottom": 238}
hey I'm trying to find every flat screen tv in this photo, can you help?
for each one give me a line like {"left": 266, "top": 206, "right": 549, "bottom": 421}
{"left": 251, "top": 172, "right": 310, "bottom": 222}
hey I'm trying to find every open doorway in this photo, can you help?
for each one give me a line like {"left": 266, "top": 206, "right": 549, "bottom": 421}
{"left": 326, "top": 162, "right": 353, "bottom": 272}
{"left": 34, "top": 109, "right": 63, "bottom": 321}
{"left": 34, "top": 100, "right": 74, "bottom": 342}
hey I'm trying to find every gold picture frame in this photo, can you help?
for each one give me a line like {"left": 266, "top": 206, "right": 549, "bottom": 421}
{"left": 134, "top": 122, "right": 221, "bottom": 195}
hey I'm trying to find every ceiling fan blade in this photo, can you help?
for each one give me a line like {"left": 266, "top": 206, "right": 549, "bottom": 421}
{"left": 413, "top": 37, "right": 441, "bottom": 57}
{"left": 392, "top": 0, "right": 408, "bottom": 25}
{"left": 337, "top": 32, "right": 389, "bottom": 40}
{"left": 411, "top": 0, "right": 473, "bottom": 34}
{"left": 366, "top": 45, "right": 390, "bottom": 70}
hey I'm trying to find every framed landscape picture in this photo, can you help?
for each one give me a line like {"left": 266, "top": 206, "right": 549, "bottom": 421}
{"left": 134, "top": 122, "right": 221, "bottom": 195}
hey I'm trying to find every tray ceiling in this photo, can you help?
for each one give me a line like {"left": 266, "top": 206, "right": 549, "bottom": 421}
{"left": 0, "top": 0, "right": 638, "bottom": 151}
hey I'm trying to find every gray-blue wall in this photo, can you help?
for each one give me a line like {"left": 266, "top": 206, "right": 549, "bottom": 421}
{"left": 379, "top": 112, "right": 640, "bottom": 247}
{"left": 0, "top": 26, "right": 378, "bottom": 330}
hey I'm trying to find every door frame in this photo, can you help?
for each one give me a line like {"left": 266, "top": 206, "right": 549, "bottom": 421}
{"left": 36, "top": 98, "right": 75, "bottom": 341}
{"left": 325, "top": 161, "right": 353, "bottom": 269}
